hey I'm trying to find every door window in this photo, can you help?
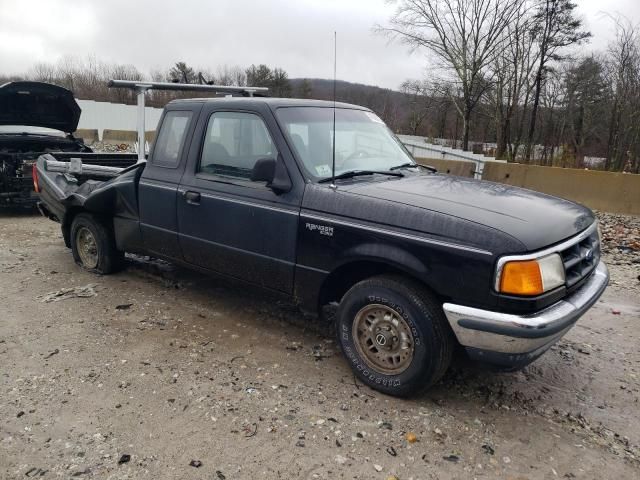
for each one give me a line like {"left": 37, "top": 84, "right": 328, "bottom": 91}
{"left": 199, "top": 112, "right": 278, "bottom": 180}
{"left": 152, "top": 111, "right": 192, "bottom": 168}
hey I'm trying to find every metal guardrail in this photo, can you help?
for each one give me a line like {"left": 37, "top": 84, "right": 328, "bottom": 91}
{"left": 398, "top": 135, "right": 505, "bottom": 179}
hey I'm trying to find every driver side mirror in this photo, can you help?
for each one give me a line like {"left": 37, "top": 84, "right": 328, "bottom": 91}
{"left": 251, "top": 155, "right": 292, "bottom": 194}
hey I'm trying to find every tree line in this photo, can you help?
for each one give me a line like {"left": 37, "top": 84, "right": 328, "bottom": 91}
{"left": 0, "top": 56, "right": 447, "bottom": 150}
{"left": 1, "top": 0, "right": 639, "bottom": 173}
{"left": 382, "top": 0, "right": 640, "bottom": 172}
{"left": 0, "top": 58, "right": 298, "bottom": 107}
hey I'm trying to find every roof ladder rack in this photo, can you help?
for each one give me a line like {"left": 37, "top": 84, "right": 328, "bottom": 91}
{"left": 108, "top": 79, "right": 269, "bottom": 162}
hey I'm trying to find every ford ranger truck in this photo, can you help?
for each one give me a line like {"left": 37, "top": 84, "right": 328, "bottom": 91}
{"left": 35, "top": 98, "right": 609, "bottom": 397}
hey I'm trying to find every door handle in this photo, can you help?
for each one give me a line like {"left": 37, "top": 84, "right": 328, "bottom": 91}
{"left": 183, "top": 190, "right": 201, "bottom": 205}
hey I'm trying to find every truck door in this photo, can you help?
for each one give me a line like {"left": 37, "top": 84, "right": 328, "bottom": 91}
{"left": 138, "top": 107, "right": 198, "bottom": 259}
{"left": 176, "top": 104, "right": 302, "bottom": 294}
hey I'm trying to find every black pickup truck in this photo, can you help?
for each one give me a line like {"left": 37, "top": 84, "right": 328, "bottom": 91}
{"left": 35, "top": 97, "right": 609, "bottom": 396}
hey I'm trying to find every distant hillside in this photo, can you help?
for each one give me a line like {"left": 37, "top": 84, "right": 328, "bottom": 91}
{"left": 290, "top": 78, "right": 404, "bottom": 101}
{"left": 288, "top": 78, "right": 457, "bottom": 141}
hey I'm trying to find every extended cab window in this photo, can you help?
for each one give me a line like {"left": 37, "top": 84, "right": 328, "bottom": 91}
{"left": 152, "top": 111, "right": 192, "bottom": 168}
{"left": 199, "top": 112, "right": 278, "bottom": 180}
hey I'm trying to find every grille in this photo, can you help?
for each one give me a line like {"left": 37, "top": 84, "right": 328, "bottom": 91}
{"left": 560, "top": 228, "right": 600, "bottom": 289}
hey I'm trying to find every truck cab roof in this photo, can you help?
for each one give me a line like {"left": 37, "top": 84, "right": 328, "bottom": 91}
{"left": 166, "top": 96, "right": 370, "bottom": 111}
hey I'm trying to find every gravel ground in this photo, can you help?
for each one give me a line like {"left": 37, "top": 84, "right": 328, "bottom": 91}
{"left": 0, "top": 211, "right": 639, "bottom": 479}
{"left": 89, "top": 142, "right": 137, "bottom": 154}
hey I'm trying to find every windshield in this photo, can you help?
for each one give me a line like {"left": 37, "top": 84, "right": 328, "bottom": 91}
{"left": 275, "top": 107, "right": 414, "bottom": 180}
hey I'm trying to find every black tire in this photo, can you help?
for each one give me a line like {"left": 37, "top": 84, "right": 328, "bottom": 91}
{"left": 336, "top": 275, "right": 454, "bottom": 397}
{"left": 70, "top": 213, "right": 124, "bottom": 274}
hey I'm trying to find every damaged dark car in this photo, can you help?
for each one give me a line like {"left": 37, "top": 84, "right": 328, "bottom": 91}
{"left": 0, "top": 81, "right": 92, "bottom": 206}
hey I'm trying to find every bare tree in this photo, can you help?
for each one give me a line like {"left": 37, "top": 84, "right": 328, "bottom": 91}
{"left": 380, "top": 0, "right": 521, "bottom": 150}
{"left": 523, "top": 0, "right": 590, "bottom": 162}
{"left": 215, "top": 65, "right": 246, "bottom": 86}
{"left": 604, "top": 16, "right": 640, "bottom": 171}
{"left": 490, "top": 1, "right": 539, "bottom": 159}
{"left": 399, "top": 79, "right": 436, "bottom": 135}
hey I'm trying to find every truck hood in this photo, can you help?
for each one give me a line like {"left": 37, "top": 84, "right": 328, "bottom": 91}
{"left": 341, "top": 173, "right": 595, "bottom": 251}
{"left": 0, "top": 82, "right": 81, "bottom": 133}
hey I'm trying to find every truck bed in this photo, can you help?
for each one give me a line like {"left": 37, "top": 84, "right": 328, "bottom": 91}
{"left": 1, "top": 150, "right": 138, "bottom": 207}
{"left": 35, "top": 153, "right": 145, "bottom": 250}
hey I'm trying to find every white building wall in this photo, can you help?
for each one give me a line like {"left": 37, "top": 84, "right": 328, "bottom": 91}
{"left": 76, "top": 99, "right": 163, "bottom": 140}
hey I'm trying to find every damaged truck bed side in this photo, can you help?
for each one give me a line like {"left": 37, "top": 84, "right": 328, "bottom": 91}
{"left": 35, "top": 97, "right": 609, "bottom": 397}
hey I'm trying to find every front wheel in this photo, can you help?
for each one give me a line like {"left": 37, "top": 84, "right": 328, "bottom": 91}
{"left": 336, "top": 275, "right": 454, "bottom": 397}
{"left": 70, "top": 213, "right": 124, "bottom": 274}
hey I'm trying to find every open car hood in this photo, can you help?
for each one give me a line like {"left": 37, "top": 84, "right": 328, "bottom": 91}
{"left": 0, "top": 81, "right": 81, "bottom": 133}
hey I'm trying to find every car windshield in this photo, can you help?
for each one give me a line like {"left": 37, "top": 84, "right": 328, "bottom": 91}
{"left": 275, "top": 107, "right": 415, "bottom": 180}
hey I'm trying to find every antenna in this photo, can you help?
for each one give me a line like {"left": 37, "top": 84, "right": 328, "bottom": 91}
{"left": 330, "top": 31, "right": 337, "bottom": 189}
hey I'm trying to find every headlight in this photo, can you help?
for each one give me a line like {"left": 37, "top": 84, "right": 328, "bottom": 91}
{"left": 496, "top": 253, "right": 565, "bottom": 296}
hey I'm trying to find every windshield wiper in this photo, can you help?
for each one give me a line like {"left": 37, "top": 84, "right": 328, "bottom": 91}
{"left": 390, "top": 162, "right": 437, "bottom": 172}
{"left": 318, "top": 170, "right": 404, "bottom": 183}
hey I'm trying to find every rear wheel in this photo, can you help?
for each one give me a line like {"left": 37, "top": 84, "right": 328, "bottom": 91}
{"left": 336, "top": 275, "right": 454, "bottom": 397}
{"left": 70, "top": 213, "right": 124, "bottom": 274}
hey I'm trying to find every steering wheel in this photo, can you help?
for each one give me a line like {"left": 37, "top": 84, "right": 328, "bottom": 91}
{"left": 343, "top": 150, "right": 370, "bottom": 169}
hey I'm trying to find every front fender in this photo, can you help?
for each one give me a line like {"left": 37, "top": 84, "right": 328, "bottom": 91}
{"left": 339, "top": 242, "right": 430, "bottom": 281}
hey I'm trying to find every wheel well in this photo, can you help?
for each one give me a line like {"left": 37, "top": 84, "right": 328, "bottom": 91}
{"left": 318, "top": 261, "right": 437, "bottom": 308}
{"left": 61, "top": 207, "right": 86, "bottom": 248}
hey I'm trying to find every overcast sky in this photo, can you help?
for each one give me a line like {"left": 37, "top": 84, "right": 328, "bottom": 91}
{"left": 1, "top": 0, "right": 639, "bottom": 90}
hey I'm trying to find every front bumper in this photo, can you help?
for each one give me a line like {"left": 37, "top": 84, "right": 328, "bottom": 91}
{"left": 443, "top": 261, "right": 609, "bottom": 368}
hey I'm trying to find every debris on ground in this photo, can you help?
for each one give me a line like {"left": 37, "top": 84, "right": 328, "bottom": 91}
{"left": 41, "top": 284, "right": 97, "bottom": 302}
{"left": 24, "top": 467, "right": 47, "bottom": 477}
{"left": 189, "top": 460, "right": 202, "bottom": 468}
{"left": 481, "top": 444, "right": 495, "bottom": 455}
{"left": 43, "top": 348, "right": 59, "bottom": 359}
{"left": 90, "top": 142, "right": 136, "bottom": 153}
{"left": 405, "top": 432, "right": 417, "bottom": 443}
{"left": 597, "top": 212, "right": 640, "bottom": 258}
{"left": 117, "top": 454, "right": 131, "bottom": 465}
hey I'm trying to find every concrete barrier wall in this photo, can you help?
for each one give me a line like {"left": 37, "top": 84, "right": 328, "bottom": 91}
{"left": 102, "top": 129, "right": 139, "bottom": 143}
{"left": 415, "top": 157, "right": 476, "bottom": 177}
{"left": 73, "top": 129, "right": 99, "bottom": 144}
{"left": 101, "top": 129, "right": 155, "bottom": 143}
{"left": 482, "top": 162, "right": 640, "bottom": 215}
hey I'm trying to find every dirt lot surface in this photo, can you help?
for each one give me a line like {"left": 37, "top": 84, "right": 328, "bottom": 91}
{"left": 1, "top": 212, "right": 639, "bottom": 479}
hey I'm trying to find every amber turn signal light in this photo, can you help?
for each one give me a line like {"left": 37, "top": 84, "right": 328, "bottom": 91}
{"left": 499, "top": 260, "right": 544, "bottom": 296}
